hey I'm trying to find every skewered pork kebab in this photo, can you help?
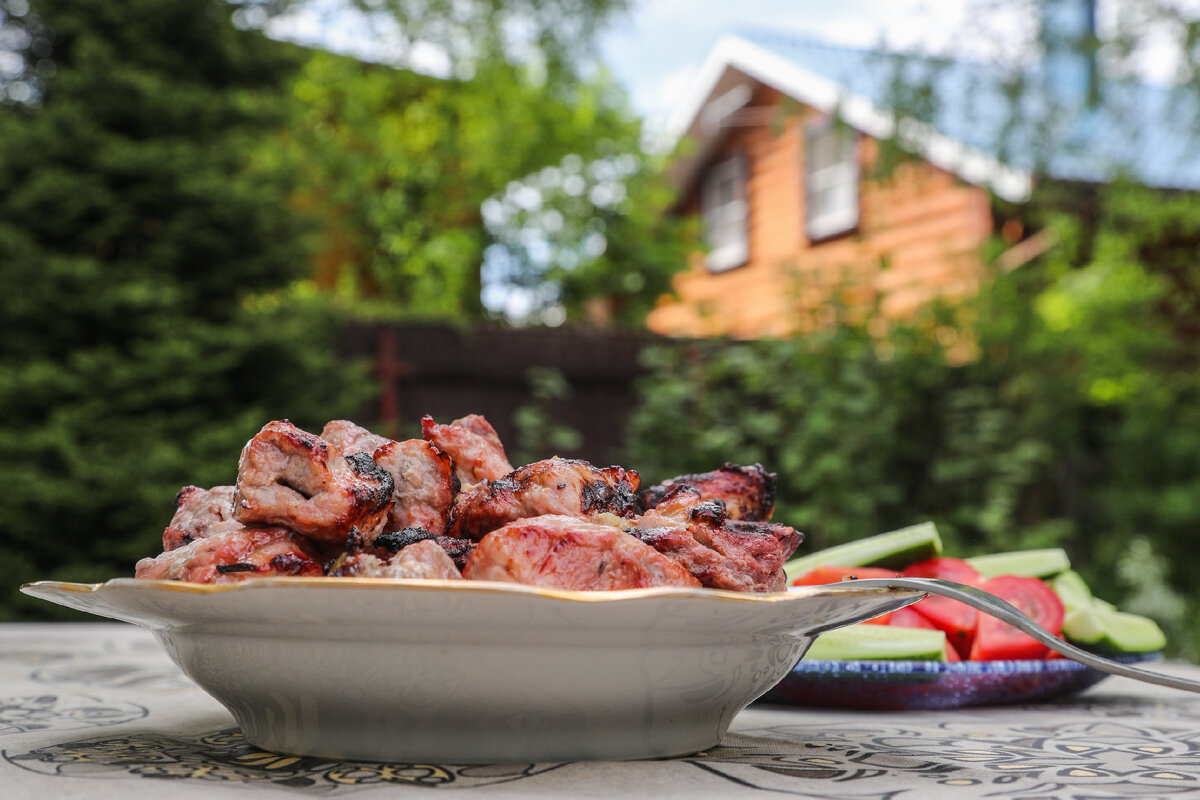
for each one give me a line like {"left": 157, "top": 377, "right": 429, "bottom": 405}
{"left": 135, "top": 414, "right": 801, "bottom": 592}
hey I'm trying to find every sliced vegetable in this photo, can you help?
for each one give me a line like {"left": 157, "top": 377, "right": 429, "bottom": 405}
{"left": 967, "top": 548, "right": 1071, "bottom": 579}
{"left": 902, "top": 557, "right": 983, "bottom": 659}
{"left": 1049, "top": 571, "right": 1166, "bottom": 654}
{"left": 791, "top": 565, "right": 899, "bottom": 586}
{"left": 783, "top": 522, "right": 942, "bottom": 582}
{"left": 968, "top": 575, "right": 1064, "bottom": 661}
{"left": 1061, "top": 606, "right": 1167, "bottom": 655}
{"left": 794, "top": 533, "right": 1167, "bottom": 662}
{"left": 806, "top": 623, "right": 948, "bottom": 661}
{"left": 1048, "top": 569, "right": 1093, "bottom": 611}
{"left": 888, "top": 605, "right": 938, "bottom": 629}
{"left": 792, "top": 567, "right": 901, "bottom": 624}
{"left": 888, "top": 605, "right": 959, "bottom": 642}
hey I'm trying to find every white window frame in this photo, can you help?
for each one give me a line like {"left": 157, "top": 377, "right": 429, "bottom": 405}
{"left": 701, "top": 154, "right": 748, "bottom": 272}
{"left": 805, "top": 119, "right": 859, "bottom": 241}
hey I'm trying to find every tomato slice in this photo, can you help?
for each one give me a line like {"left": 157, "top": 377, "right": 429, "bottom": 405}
{"left": 792, "top": 566, "right": 899, "bottom": 624}
{"left": 889, "top": 605, "right": 938, "bottom": 629}
{"left": 901, "top": 558, "right": 984, "bottom": 659}
{"left": 791, "top": 566, "right": 899, "bottom": 624}
{"left": 791, "top": 565, "right": 899, "bottom": 586}
{"left": 901, "top": 556, "right": 983, "bottom": 583}
{"left": 889, "top": 607, "right": 958, "bottom": 660}
{"left": 968, "top": 575, "right": 1065, "bottom": 661}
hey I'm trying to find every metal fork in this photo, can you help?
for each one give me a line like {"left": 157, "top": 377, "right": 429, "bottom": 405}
{"left": 828, "top": 576, "right": 1200, "bottom": 694}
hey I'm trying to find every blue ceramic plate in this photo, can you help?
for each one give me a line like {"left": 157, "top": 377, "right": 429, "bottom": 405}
{"left": 760, "top": 652, "right": 1161, "bottom": 711}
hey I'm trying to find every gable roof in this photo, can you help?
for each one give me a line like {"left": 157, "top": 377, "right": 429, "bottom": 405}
{"left": 667, "top": 29, "right": 1200, "bottom": 203}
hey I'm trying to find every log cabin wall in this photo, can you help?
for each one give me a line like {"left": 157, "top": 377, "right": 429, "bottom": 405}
{"left": 648, "top": 87, "right": 995, "bottom": 338}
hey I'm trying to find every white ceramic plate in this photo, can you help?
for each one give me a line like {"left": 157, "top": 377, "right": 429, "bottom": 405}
{"left": 21, "top": 578, "right": 923, "bottom": 763}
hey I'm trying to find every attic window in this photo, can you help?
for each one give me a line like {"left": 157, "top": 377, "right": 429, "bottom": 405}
{"left": 805, "top": 119, "right": 859, "bottom": 241}
{"left": 701, "top": 154, "right": 748, "bottom": 272}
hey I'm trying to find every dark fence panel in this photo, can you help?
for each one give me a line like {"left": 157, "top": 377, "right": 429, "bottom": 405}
{"left": 340, "top": 322, "right": 662, "bottom": 467}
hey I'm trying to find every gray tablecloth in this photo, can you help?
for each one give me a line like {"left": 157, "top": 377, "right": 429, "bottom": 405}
{"left": 3, "top": 623, "right": 1199, "bottom": 798}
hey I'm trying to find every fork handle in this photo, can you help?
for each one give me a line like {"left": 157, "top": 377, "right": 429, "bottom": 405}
{"left": 836, "top": 577, "right": 1200, "bottom": 694}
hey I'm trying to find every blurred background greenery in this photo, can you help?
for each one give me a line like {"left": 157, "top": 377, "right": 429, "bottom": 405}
{"left": 2, "top": 0, "right": 1199, "bottom": 660}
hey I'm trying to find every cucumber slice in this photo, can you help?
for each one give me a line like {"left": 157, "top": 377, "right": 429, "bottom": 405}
{"left": 806, "top": 623, "right": 947, "bottom": 661}
{"left": 967, "top": 548, "right": 1071, "bottom": 578}
{"left": 1049, "top": 570, "right": 1093, "bottom": 610}
{"left": 1062, "top": 605, "right": 1167, "bottom": 655}
{"left": 784, "top": 522, "right": 942, "bottom": 582}
{"left": 1050, "top": 571, "right": 1166, "bottom": 654}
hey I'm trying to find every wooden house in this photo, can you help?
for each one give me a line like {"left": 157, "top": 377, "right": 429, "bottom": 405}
{"left": 647, "top": 5, "right": 1197, "bottom": 338}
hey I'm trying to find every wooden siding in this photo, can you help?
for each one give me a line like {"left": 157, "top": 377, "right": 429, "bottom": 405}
{"left": 648, "top": 88, "right": 994, "bottom": 338}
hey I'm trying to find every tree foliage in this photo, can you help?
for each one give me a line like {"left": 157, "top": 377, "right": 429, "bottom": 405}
{"left": 267, "top": 45, "right": 693, "bottom": 325}
{"left": 625, "top": 179, "right": 1200, "bottom": 659}
{"left": 0, "top": 0, "right": 370, "bottom": 618}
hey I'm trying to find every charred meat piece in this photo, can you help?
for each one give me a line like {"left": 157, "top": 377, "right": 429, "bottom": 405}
{"left": 463, "top": 515, "right": 700, "bottom": 590}
{"left": 628, "top": 485, "right": 801, "bottom": 593}
{"left": 421, "top": 414, "right": 513, "bottom": 489}
{"left": 625, "top": 526, "right": 735, "bottom": 589}
{"left": 135, "top": 526, "right": 323, "bottom": 583}
{"left": 320, "top": 420, "right": 393, "bottom": 457}
{"left": 162, "top": 485, "right": 240, "bottom": 551}
{"left": 321, "top": 422, "right": 456, "bottom": 542}
{"left": 375, "top": 527, "right": 476, "bottom": 571}
{"left": 640, "top": 463, "right": 777, "bottom": 521}
{"left": 373, "top": 439, "right": 456, "bottom": 539}
{"left": 448, "top": 457, "right": 641, "bottom": 541}
{"left": 335, "top": 539, "right": 463, "bottom": 580}
{"left": 233, "top": 420, "right": 394, "bottom": 544}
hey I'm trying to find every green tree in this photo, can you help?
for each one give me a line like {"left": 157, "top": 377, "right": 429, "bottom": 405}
{"left": 0, "top": 0, "right": 369, "bottom": 618}
{"left": 266, "top": 46, "right": 692, "bottom": 325}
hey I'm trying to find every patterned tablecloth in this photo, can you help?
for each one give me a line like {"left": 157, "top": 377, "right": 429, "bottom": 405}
{"left": 3, "top": 623, "right": 1199, "bottom": 799}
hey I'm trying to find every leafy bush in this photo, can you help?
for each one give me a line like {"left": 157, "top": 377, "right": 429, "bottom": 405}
{"left": 626, "top": 186, "right": 1200, "bottom": 658}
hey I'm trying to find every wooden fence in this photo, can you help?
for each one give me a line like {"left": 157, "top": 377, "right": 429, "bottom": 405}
{"left": 340, "top": 322, "right": 662, "bottom": 467}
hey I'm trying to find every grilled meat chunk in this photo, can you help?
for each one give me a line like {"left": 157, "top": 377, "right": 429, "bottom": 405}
{"left": 375, "top": 527, "right": 476, "bottom": 571}
{"left": 162, "top": 485, "right": 240, "bottom": 551}
{"left": 628, "top": 485, "right": 801, "bottom": 592}
{"left": 335, "top": 539, "right": 463, "bottom": 580}
{"left": 448, "top": 457, "right": 641, "bottom": 541}
{"left": 321, "top": 421, "right": 455, "bottom": 542}
{"left": 233, "top": 420, "right": 394, "bottom": 544}
{"left": 421, "top": 414, "right": 513, "bottom": 489}
{"left": 137, "top": 411, "right": 800, "bottom": 595}
{"left": 135, "top": 526, "right": 323, "bottom": 583}
{"left": 640, "top": 463, "right": 777, "bottom": 521}
{"left": 320, "top": 419, "right": 392, "bottom": 457}
{"left": 463, "top": 515, "right": 700, "bottom": 590}
{"left": 373, "top": 439, "right": 456, "bottom": 539}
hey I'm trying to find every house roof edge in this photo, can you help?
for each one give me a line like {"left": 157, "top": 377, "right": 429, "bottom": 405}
{"left": 666, "top": 34, "right": 1033, "bottom": 203}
